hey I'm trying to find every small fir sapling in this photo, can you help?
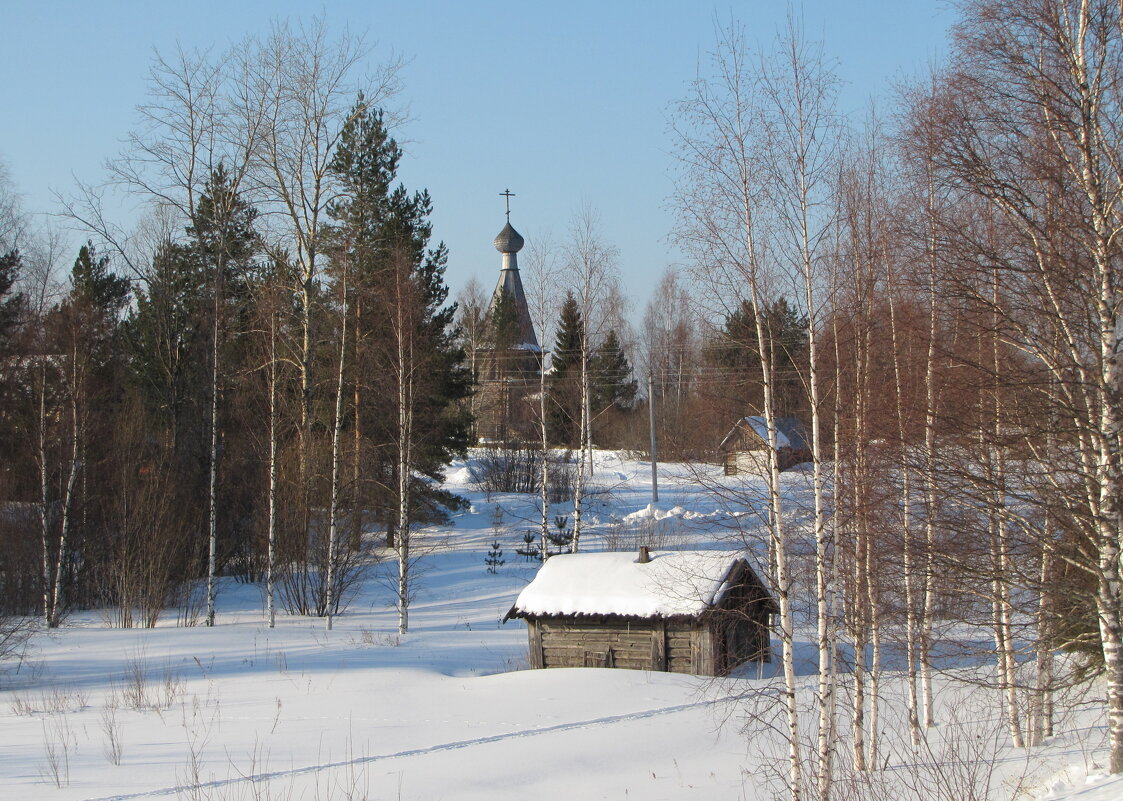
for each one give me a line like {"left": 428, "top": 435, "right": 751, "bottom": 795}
{"left": 485, "top": 540, "right": 505, "bottom": 574}
{"left": 517, "top": 530, "right": 542, "bottom": 562}
{"left": 547, "top": 515, "right": 573, "bottom": 555}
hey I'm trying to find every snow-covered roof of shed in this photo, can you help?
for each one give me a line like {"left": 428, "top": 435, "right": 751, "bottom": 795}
{"left": 508, "top": 550, "right": 750, "bottom": 620}
{"left": 719, "top": 416, "right": 810, "bottom": 452}
{"left": 746, "top": 416, "right": 790, "bottom": 448}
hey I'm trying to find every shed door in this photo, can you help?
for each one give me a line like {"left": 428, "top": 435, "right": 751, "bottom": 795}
{"left": 736, "top": 451, "right": 769, "bottom": 477}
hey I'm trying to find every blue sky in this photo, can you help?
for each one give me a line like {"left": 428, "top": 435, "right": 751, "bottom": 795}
{"left": 1, "top": 1, "right": 955, "bottom": 322}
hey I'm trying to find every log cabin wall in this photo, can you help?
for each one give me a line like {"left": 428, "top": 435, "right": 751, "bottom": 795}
{"left": 528, "top": 618, "right": 725, "bottom": 675}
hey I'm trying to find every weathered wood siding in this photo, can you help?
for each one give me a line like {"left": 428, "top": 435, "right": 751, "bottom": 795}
{"left": 531, "top": 619, "right": 719, "bottom": 674}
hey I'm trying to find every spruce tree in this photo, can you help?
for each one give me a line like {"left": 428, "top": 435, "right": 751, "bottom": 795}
{"left": 548, "top": 291, "right": 584, "bottom": 446}
{"left": 706, "top": 297, "right": 808, "bottom": 419}
{"left": 590, "top": 328, "right": 637, "bottom": 413}
{"left": 487, "top": 288, "right": 521, "bottom": 352}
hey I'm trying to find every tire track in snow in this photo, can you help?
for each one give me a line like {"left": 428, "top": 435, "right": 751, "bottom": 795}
{"left": 78, "top": 694, "right": 740, "bottom": 801}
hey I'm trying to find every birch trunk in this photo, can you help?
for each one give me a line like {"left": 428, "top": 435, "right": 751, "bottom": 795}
{"left": 746, "top": 258, "right": 801, "bottom": 800}
{"left": 325, "top": 272, "right": 348, "bottom": 630}
{"left": 267, "top": 309, "right": 278, "bottom": 629}
{"left": 921, "top": 177, "right": 939, "bottom": 730}
{"left": 887, "top": 261, "right": 922, "bottom": 747}
{"left": 52, "top": 353, "right": 81, "bottom": 628}
{"left": 540, "top": 354, "right": 550, "bottom": 560}
{"left": 571, "top": 339, "right": 589, "bottom": 553}
{"left": 37, "top": 358, "right": 54, "bottom": 627}
{"left": 396, "top": 286, "right": 414, "bottom": 635}
{"left": 205, "top": 259, "right": 221, "bottom": 627}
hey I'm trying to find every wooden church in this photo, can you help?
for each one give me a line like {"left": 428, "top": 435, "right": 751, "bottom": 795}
{"left": 475, "top": 197, "right": 542, "bottom": 443}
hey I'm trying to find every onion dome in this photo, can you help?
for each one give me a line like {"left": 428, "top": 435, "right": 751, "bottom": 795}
{"left": 493, "top": 222, "right": 525, "bottom": 254}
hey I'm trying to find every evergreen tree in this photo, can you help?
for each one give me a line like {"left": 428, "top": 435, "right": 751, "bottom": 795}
{"left": 590, "top": 328, "right": 637, "bottom": 413}
{"left": 706, "top": 297, "right": 808, "bottom": 419}
{"left": 0, "top": 249, "right": 23, "bottom": 346}
{"left": 327, "top": 97, "right": 471, "bottom": 533}
{"left": 123, "top": 171, "right": 262, "bottom": 610}
{"left": 487, "top": 288, "right": 521, "bottom": 352}
{"left": 125, "top": 240, "right": 208, "bottom": 452}
{"left": 0, "top": 250, "right": 24, "bottom": 509}
{"left": 327, "top": 96, "right": 471, "bottom": 632}
{"left": 548, "top": 291, "right": 584, "bottom": 446}
{"left": 46, "top": 243, "right": 131, "bottom": 612}
{"left": 69, "top": 242, "right": 130, "bottom": 321}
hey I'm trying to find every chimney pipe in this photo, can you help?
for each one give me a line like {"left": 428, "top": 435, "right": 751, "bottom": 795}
{"left": 637, "top": 546, "right": 651, "bottom": 564}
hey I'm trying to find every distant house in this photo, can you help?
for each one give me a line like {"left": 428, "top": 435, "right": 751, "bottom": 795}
{"left": 719, "top": 416, "right": 812, "bottom": 476}
{"left": 504, "top": 549, "right": 777, "bottom": 677}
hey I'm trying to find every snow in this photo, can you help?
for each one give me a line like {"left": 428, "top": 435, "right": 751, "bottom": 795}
{"left": 509, "top": 549, "right": 746, "bottom": 618}
{"left": 0, "top": 449, "right": 1114, "bottom": 800}
{"left": 719, "top": 416, "right": 792, "bottom": 451}
{"left": 744, "top": 415, "right": 790, "bottom": 449}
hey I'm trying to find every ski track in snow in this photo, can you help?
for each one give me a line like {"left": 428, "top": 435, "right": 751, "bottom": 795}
{"left": 77, "top": 693, "right": 740, "bottom": 801}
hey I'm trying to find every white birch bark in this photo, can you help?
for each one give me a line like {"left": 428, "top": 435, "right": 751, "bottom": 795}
{"left": 205, "top": 256, "right": 221, "bottom": 628}
{"left": 267, "top": 308, "right": 278, "bottom": 629}
{"left": 38, "top": 357, "right": 51, "bottom": 627}
{"left": 540, "top": 356, "right": 550, "bottom": 560}
{"left": 671, "top": 23, "right": 803, "bottom": 797}
{"left": 571, "top": 338, "right": 589, "bottom": 553}
{"left": 886, "top": 254, "right": 922, "bottom": 748}
{"left": 325, "top": 269, "right": 348, "bottom": 630}
{"left": 761, "top": 25, "right": 838, "bottom": 795}
{"left": 395, "top": 270, "right": 415, "bottom": 635}
{"left": 920, "top": 172, "right": 939, "bottom": 731}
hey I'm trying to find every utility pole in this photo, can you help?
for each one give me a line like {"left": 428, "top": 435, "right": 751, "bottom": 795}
{"left": 648, "top": 373, "right": 658, "bottom": 504}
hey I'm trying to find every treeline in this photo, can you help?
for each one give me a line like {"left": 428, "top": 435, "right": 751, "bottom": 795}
{"left": 0, "top": 22, "right": 469, "bottom": 635}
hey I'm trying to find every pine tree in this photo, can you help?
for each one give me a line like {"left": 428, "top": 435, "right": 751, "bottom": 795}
{"left": 0, "top": 250, "right": 24, "bottom": 347}
{"left": 123, "top": 172, "right": 261, "bottom": 624}
{"left": 40, "top": 243, "right": 132, "bottom": 622}
{"left": 69, "top": 242, "right": 130, "bottom": 320}
{"left": 327, "top": 96, "right": 471, "bottom": 632}
{"left": 0, "top": 250, "right": 23, "bottom": 495}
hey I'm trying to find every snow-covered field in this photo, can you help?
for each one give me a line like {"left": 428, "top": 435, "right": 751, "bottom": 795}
{"left": 0, "top": 452, "right": 1119, "bottom": 800}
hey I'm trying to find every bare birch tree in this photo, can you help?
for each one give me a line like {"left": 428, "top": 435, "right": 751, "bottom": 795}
{"left": 563, "top": 206, "right": 618, "bottom": 553}
{"left": 920, "top": 0, "right": 1123, "bottom": 771}
{"left": 672, "top": 22, "right": 803, "bottom": 800}
{"left": 760, "top": 19, "right": 841, "bottom": 796}
{"left": 247, "top": 18, "right": 400, "bottom": 570}
{"left": 522, "top": 234, "right": 562, "bottom": 559}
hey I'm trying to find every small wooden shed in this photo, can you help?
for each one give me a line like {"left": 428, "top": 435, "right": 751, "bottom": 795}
{"left": 719, "top": 416, "right": 812, "bottom": 476}
{"left": 504, "top": 549, "right": 777, "bottom": 677}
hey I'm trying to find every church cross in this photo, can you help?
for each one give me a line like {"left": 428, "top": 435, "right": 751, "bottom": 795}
{"left": 500, "top": 188, "right": 515, "bottom": 221}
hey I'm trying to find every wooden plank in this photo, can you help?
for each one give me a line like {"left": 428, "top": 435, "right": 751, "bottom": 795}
{"left": 650, "top": 619, "right": 667, "bottom": 671}
{"left": 543, "top": 638, "right": 651, "bottom": 656}
{"left": 527, "top": 620, "right": 544, "bottom": 670}
{"left": 697, "top": 627, "right": 715, "bottom": 676}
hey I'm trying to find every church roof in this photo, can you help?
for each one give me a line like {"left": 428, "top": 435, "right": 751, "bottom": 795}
{"left": 493, "top": 222, "right": 525, "bottom": 254}
{"left": 488, "top": 262, "right": 540, "bottom": 351}
{"left": 487, "top": 220, "right": 539, "bottom": 351}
